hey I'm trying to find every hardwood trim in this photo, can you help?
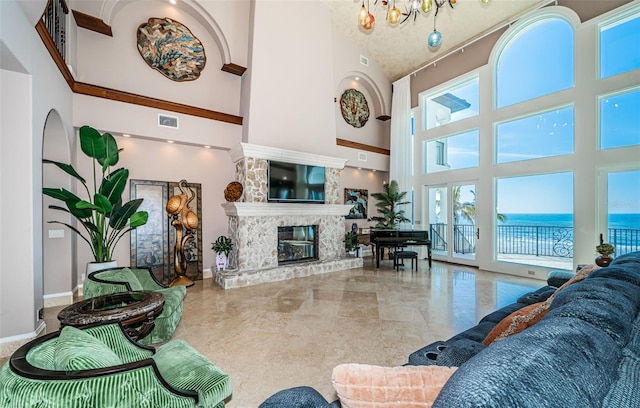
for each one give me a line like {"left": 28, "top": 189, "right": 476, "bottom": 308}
{"left": 221, "top": 63, "right": 247, "bottom": 76}
{"left": 336, "top": 138, "right": 390, "bottom": 156}
{"left": 72, "top": 10, "right": 113, "bottom": 36}
{"left": 35, "top": 20, "right": 75, "bottom": 89}
{"left": 72, "top": 82, "right": 243, "bottom": 125}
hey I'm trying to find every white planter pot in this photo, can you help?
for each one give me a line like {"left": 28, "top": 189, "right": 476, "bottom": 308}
{"left": 86, "top": 260, "right": 118, "bottom": 275}
{"left": 216, "top": 253, "right": 229, "bottom": 271}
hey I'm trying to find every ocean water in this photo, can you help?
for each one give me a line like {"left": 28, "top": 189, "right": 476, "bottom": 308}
{"left": 501, "top": 213, "right": 639, "bottom": 230}
{"left": 497, "top": 213, "right": 639, "bottom": 255}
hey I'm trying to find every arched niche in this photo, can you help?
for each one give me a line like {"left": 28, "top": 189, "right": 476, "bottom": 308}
{"left": 338, "top": 71, "right": 390, "bottom": 121}
{"left": 100, "top": 0, "right": 234, "bottom": 67}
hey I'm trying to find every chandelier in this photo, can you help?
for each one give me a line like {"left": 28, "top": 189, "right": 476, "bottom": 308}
{"left": 358, "top": 0, "right": 491, "bottom": 48}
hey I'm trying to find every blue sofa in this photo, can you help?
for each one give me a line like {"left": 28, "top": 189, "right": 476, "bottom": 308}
{"left": 259, "top": 251, "right": 640, "bottom": 408}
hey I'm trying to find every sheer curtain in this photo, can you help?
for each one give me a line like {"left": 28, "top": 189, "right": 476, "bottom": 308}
{"left": 389, "top": 75, "right": 412, "bottom": 222}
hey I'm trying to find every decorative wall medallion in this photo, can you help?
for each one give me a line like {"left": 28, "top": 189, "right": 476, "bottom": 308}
{"left": 340, "top": 89, "right": 370, "bottom": 128}
{"left": 137, "top": 17, "right": 206, "bottom": 82}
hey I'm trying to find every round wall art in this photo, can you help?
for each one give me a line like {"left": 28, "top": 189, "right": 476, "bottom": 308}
{"left": 137, "top": 17, "right": 206, "bottom": 82}
{"left": 340, "top": 89, "right": 370, "bottom": 128}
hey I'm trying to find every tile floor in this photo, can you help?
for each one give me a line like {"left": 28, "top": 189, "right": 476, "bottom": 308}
{"left": 38, "top": 258, "right": 544, "bottom": 407}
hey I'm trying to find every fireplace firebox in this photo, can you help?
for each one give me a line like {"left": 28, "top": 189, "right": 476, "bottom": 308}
{"left": 278, "top": 225, "right": 318, "bottom": 264}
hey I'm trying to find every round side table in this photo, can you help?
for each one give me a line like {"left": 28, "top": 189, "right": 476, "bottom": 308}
{"left": 57, "top": 291, "right": 164, "bottom": 341}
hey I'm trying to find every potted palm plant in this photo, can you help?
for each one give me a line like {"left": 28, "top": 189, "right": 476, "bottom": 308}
{"left": 369, "top": 180, "right": 411, "bottom": 229}
{"left": 212, "top": 235, "right": 233, "bottom": 270}
{"left": 43, "top": 125, "right": 148, "bottom": 271}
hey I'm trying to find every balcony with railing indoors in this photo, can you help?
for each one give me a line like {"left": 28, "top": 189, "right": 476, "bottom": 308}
{"left": 429, "top": 223, "right": 639, "bottom": 269}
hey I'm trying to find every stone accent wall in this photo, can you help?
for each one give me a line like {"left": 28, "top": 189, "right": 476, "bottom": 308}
{"left": 218, "top": 143, "right": 361, "bottom": 289}
{"left": 325, "top": 167, "right": 341, "bottom": 204}
{"left": 236, "top": 157, "right": 268, "bottom": 203}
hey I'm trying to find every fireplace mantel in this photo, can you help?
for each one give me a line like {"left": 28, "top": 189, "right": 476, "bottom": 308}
{"left": 222, "top": 202, "right": 352, "bottom": 217}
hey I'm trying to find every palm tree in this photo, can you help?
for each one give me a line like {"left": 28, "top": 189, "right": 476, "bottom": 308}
{"left": 452, "top": 187, "right": 507, "bottom": 224}
{"left": 370, "top": 180, "right": 411, "bottom": 229}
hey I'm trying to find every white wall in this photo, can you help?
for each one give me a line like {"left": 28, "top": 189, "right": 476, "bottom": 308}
{"left": 332, "top": 26, "right": 392, "bottom": 154}
{"left": 242, "top": 0, "right": 337, "bottom": 157}
{"left": 1, "top": 0, "right": 74, "bottom": 343}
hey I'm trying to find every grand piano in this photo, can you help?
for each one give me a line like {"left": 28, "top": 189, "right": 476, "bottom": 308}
{"left": 370, "top": 229, "right": 432, "bottom": 269}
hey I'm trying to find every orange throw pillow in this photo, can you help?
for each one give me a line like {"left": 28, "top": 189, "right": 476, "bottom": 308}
{"left": 483, "top": 264, "right": 600, "bottom": 345}
{"left": 332, "top": 363, "right": 457, "bottom": 408}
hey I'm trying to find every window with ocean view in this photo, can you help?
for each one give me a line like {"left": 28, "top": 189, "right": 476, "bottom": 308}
{"left": 495, "top": 173, "right": 574, "bottom": 269}
{"left": 416, "top": 4, "right": 638, "bottom": 271}
{"left": 607, "top": 170, "right": 640, "bottom": 256}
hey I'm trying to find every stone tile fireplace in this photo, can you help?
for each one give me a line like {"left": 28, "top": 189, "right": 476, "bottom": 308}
{"left": 215, "top": 144, "right": 362, "bottom": 289}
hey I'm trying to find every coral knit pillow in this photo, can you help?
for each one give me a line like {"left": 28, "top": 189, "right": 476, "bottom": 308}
{"left": 332, "top": 363, "right": 457, "bottom": 408}
{"left": 482, "top": 264, "right": 600, "bottom": 345}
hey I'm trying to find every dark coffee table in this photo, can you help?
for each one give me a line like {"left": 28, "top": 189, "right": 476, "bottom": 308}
{"left": 57, "top": 291, "right": 164, "bottom": 341}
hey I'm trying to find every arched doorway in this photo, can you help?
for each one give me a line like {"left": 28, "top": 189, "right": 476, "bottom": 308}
{"left": 42, "top": 111, "right": 74, "bottom": 307}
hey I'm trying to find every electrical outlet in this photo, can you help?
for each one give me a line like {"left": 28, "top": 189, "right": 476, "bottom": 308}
{"left": 528, "top": 270, "right": 536, "bottom": 276}
{"left": 37, "top": 308, "right": 44, "bottom": 320}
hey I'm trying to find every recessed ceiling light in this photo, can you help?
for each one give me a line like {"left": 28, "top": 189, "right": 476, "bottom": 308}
{"left": 122, "top": 134, "right": 131, "bottom": 138}
{"left": 167, "top": 140, "right": 174, "bottom": 144}
{"left": 169, "top": 0, "right": 176, "bottom": 4}
{"left": 357, "top": 167, "right": 362, "bottom": 170}
{"left": 372, "top": 169, "right": 376, "bottom": 172}
{"left": 204, "top": 145, "right": 211, "bottom": 149}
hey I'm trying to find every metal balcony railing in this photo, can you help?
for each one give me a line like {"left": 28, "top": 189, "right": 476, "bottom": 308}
{"left": 429, "top": 224, "right": 639, "bottom": 258}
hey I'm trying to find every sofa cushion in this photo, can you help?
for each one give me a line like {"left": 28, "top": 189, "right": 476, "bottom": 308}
{"left": 483, "top": 265, "right": 599, "bottom": 345}
{"left": 153, "top": 339, "right": 231, "bottom": 407}
{"left": 54, "top": 326, "right": 122, "bottom": 372}
{"left": 96, "top": 267, "right": 144, "bottom": 291}
{"left": 332, "top": 363, "right": 457, "bottom": 408}
{"left": 482, "top": 301, "right": 548, "bottom": 345}
{"left": 478, "top": 303, "right": 523, "bottom": 324}
{"left": 516, "top": 285, "right": 556, "bottom": 304}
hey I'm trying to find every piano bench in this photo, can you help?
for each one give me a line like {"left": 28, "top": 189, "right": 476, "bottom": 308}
{"left": 394, "top": 251, "right": 418, "bottom": 271}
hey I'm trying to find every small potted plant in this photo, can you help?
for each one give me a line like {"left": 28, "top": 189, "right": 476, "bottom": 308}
{"left": 595, "top": 242, "right": 615, "bottom": 267}
{"left": 212, "top": 235, "right": 233, "bottom": 270}
{"left": 344, "top": 231, "right": 360, "bottom": 257}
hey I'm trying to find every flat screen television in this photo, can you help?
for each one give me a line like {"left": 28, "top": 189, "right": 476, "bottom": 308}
{"left": 267, "top": 160, "right": 325, "bottom": 204}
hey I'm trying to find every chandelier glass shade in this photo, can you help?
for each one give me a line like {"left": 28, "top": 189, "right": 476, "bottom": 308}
{"left": 357, "top": 0, "right": 491, "bottom": 48}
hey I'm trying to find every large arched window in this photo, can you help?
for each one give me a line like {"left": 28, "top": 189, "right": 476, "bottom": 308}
{"left": 496, "top": 17, "right": 574, "bottom": 108}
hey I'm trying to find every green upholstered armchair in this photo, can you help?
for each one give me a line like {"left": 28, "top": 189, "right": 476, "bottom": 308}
{"left": 83, "top": 267, "right": 186, "bottom": 344}
{"left": 0, "top": 323, "right": 231, "bottom": 408}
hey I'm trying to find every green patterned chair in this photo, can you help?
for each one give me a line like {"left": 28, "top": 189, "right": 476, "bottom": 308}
{"left": 0, "top": 323, "right": 231, "bottom": 408}
{"left": 83, "top": 267, "right": 186, "bottom": 344}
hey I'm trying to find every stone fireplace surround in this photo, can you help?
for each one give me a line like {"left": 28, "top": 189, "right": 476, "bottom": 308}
{"left": 215, "top": 143, "right": 363, "bottom": 289}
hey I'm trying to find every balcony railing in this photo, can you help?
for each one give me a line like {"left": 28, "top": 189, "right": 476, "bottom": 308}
{"left": 429, "top": 224, "right": 639, "bottom": 258}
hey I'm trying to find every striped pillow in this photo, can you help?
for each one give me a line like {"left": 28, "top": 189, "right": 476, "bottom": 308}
{"left": 54, "top": 326, "right": 122, "bottom": 372}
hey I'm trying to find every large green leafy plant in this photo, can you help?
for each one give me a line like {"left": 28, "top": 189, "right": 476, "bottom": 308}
{"left": 370, "top": 180, "right": 410, "bottom": 229}
{"left": 43, "top": 125, "right": 148, "bottom": 262}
